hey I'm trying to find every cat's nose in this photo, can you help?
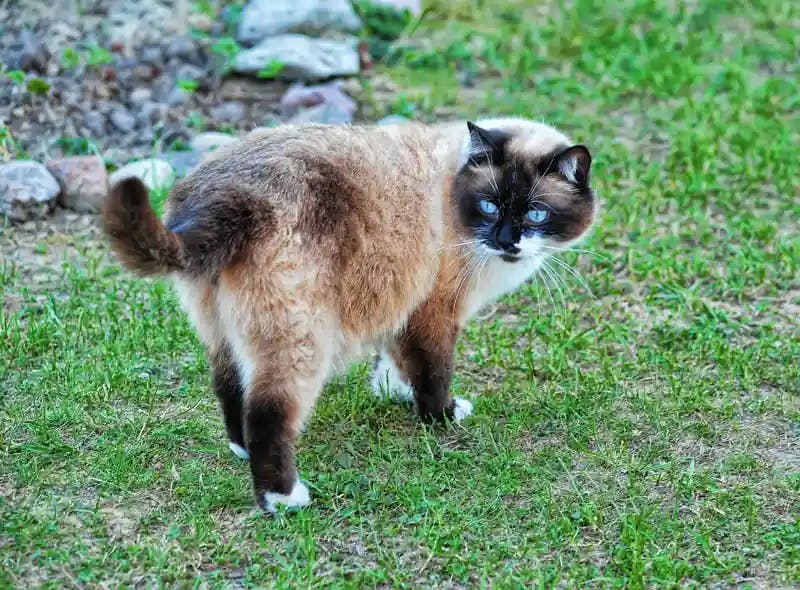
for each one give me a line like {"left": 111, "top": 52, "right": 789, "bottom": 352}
{"left": 498, "top": 241, "right": 520, "bottom": 255}
{"left": 496, "top": 224, "right": 520, "bottom": 254}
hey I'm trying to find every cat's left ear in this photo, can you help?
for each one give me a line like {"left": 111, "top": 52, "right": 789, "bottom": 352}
{"left": 553, "top": 145, "right": 592, "bottom": 187}
{"left": 466, "top": 121, "right": 509, "bottom": 165}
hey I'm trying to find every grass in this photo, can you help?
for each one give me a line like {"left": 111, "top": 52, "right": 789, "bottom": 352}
{"left": 2, "top": 0, "right": 799, "bottom": 586}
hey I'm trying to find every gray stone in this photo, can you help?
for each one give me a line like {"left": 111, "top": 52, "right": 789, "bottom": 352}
{"left": 110, "top": 109, "right": 137, "bottom": 132}
{"left": 190, "top": 132, "right": 238, "bottom": 153}
{"left": 46, "top": 156, "right": 108, "bottom": 213}
{"left": 0, "top": 161, "right": 60, "bottom": 221}
{"left": 160, "top": 151, "right": 203, "bottom": 178}
{"left": 84, "top": 111, "right": 107, "bottom": 136}
{"left": 139, "top": 101, "right": 168, "bottom": 124}
{"left": 164, "top": 37, "right": 200, "bottom": 63}
{"left": 234, "top": 34, "right": 359, "bottom": 80}
{"left": 10, "top": 30, "right": 50, "bottom": 73}
{"left": 210, "top": 101, "right": 247, "bottom": 124}
{"left": 166, "top": 86, "right": 189, "bottom": 107}
{"left": 175, "top": 64, "right": 206, "bottom": 84}
{"left": 140, "top": 45, "right": 163, "bottom": 65}
{"left": 109, "top": 159, "right": 174, "bottom": 190}
{"left": 129, "top": 87, "right": 153, "bottom": 105}
{"left": 238, "top": 0, "right": 361, "bottom": 44}
{"left": 288, "top": 103, "right": 352, "bottom": 125}
{"left": 95, "top": 100, "right": 123, "bottom": 114}
{"left": 280, "top": 82, "right": 356, "bottom": 118}
{"left": 377, "top": 114, "right": 410, "bottom": 126}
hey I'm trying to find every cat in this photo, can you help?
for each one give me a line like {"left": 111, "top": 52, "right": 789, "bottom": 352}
{"left": 102, "top": 117, "right": 596, "bottom": 512}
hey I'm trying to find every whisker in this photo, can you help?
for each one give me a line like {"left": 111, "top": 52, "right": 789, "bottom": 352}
{"left": 438, "top": 239, "right": 483, "bottom": 253}
{"left": 529, "top": 153, "right": 557, "bottom": 199}
{"left": 536, "top": 264, "right": 558, "bottom": 317}
{"left": 451, "top": 252, "right": 483, "bottom": 317}
{"left": 469, "top": 156, "right": 499, "bottom": 195}
{"left": 531, "top": 272, "right": 544, "bottom": 316}
{"left": 541, "top": 262, "right": 567, "bottom": 321}
{"left": 538, "top": 245, "right": 611, "bottom": 262}
{"left": 548, "top": 256, "right": 595, "bottom": 299}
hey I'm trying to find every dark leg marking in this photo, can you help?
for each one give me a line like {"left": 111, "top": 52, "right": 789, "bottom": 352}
{"left": 395, "top": 324, "right": 458, "bottom": 422}
{"left": 211, "top": 344, "right": 245, "bottom": 448}
{"left": 244, "top": 386, "right": 298, "bottom": 508}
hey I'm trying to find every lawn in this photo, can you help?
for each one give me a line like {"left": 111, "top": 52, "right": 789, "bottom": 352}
{"left": 1, "top": 0, "right": 799, "bottom": 587}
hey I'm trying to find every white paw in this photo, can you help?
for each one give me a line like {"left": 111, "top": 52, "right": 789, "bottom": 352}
{"left": 262, "top": 480, "right": 310, "bottom": 514}
{"left": 228, "top": 441, "right": 249, "bottom": 460}
{"left": 453, "top": 398, "right": 473, "bottom": 422}
{"left": 371, "top": 353, "right": 414, "bottom": 402}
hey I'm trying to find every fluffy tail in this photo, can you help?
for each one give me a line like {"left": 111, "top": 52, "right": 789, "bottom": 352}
{"left": 102, "top": 177, "right": 186, "bottom": 276}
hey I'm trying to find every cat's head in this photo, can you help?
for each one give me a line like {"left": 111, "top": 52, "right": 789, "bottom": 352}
{"left": 452, "top": 118, "right": 596, "bottom": 263}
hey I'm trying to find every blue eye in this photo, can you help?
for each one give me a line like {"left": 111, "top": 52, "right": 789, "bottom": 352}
{"left": 527, "top": 208, "right": 549, "bottom": 224}
{"left": 479, "top": 199, "right": 499, "bottom": 216}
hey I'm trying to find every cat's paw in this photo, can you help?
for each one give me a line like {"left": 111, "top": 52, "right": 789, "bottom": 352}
{"left": 453, "top": 398, "right": 473, "bottom": 422}
{"left": 262, "top": 481, "right": 311, "bottom": 514}
{"left": 228, "top": 441, "right": 249, "bottom": 460}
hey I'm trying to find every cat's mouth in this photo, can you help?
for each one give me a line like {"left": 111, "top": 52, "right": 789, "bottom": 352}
{"left": 500, "top": 252, "right": 521, "bottom": 263}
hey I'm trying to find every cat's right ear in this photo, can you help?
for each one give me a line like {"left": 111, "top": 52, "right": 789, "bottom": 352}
{"left": 466, "top": 121, "right": 509, "bottom": 165}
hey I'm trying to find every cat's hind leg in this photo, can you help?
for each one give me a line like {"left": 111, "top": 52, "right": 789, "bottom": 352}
{"left": 217, "top": 275, "right": 333, "bottom": 512}
{"left": 371, "top": 350, "right": 414, "bottom": 403}
{"left": 173, "top": 277, "right": 246, "bottom": 458}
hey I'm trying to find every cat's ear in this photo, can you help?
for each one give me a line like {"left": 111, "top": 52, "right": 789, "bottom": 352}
{"left": 466, "top": 121, "right": 508, "bottom": 165}
{"left": 553, "top": 145, "right": 592, "bottom": 186}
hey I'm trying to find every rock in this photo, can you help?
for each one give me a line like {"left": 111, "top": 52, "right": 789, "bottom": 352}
{"left": 280, "top": 82, "right": 356, "bottom": 118}
{"left": 110, "top": 109, "right": 137, "bottom": 132}
{"left": 160, "top": 151, "right": 203, "bottom": 178}
{"left": 164, "top": 37, "right": 200, "bottom": 63}
{"left": 83, "top": 111, "right": 107, "bottom": 136}
{"left": 139, "top": 45, "right": 163, "bottom": 65}
{"left": 234, "top": 35, "right": 359, "bottom": 80}
{"left": 210, "top": 101, "right": 247, "bottom": 124}
{"left": 187, "top": 12, "right": 215, "bottom": 33}
{"left": 165, "top": 86, "right": 189, "bottom": 107}
{"left": 288, "top": 103, "right": 352, "bottom": 125}
{"left": 139, "top": 101, "right": 168, "bottom": 124}
{"left": 175, "top": 64, "right": 206, "bottom": 85}
{"left": 0, "top": 161, "right": 60, "bottom": 222}
{"left": 129, "top": 87, "right": 153, "bottom": 105}
{"left": 237, "top": 0, "right": 361, "bottom": 44}
{"left": 46, "top": 156, "right": 108, "bottom": 213}
{"left": 9, "top": 30, "right": 50, "bottom": 73}
{"left": 190, "top": 132, "right": 238, "bottom": 153}
{"left": 377, "top": 114, "right": 410, "bottom": 126}
{"left": 95, "top": 100, "right": 123, "bottom": 115}
{"left": 109, "top": 159, "right": 174, "bottom": 190}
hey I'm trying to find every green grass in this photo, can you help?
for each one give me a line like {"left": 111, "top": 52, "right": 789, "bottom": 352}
{"left": 2, "top": 0, "right": 799, "bottom": 586}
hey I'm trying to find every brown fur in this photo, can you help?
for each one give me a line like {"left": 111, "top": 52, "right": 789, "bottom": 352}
{"left": 102, "top": 177, "right": 185, "bottom": 275}
{"left": 102, "top": 120, "right": 596, "bottom": 509}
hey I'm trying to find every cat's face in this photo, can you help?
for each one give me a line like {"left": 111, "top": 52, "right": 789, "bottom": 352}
{"left": 453, "top": 120, "right": 595, "bottom": 263}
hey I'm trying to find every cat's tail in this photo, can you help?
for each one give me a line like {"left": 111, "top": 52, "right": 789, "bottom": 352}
{"left": 102, "top": 177, "right": 186, "bottom": 276}
{"left": 103, "top": 176, "right": 269, "bottom": 278}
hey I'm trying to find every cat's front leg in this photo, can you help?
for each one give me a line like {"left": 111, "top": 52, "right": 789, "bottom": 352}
{"left": 393, "top": 310, "right": 473, "bottom": 423}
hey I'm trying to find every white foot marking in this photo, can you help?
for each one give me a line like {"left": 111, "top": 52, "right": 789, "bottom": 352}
{"left": 228, "top": 442, "right": 249, "bottom": 460}
{"left": 371, "top": 353, "right": 414, "bottom": 402}
{"left": 453, "top": 398, "right": 473, "bottom": 422}
{"left": 262, "top": 480, "right": 310, "bottom": 514}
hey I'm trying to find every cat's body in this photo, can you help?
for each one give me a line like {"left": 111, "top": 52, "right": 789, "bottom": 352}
{"left": 103, "top": 118, "right": 595, "bottom": 512}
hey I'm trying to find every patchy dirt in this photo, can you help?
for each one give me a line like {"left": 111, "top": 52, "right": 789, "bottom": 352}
{"left": 1, "top": 0, "right": 293, "bottom": 164}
